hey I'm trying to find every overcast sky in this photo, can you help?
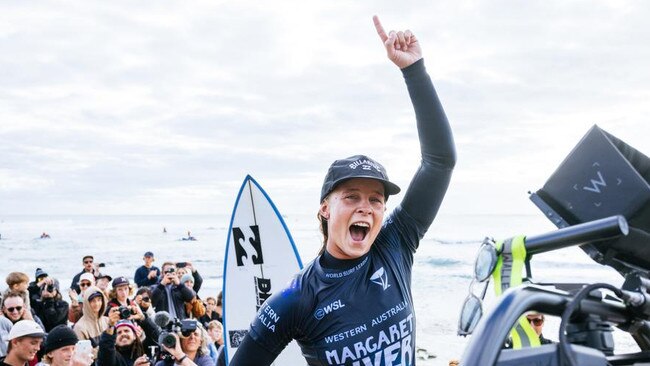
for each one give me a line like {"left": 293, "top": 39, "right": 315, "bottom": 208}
{"left": 1, "top": 1, "right": 649, "bottom": 216}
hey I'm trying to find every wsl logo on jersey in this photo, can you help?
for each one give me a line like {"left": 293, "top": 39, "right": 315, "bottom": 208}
{"left": 314, "top": 299, "right": 346, "bottom": 320}
{"left": 370, "top": 267, "right": 390, "bottom": 290}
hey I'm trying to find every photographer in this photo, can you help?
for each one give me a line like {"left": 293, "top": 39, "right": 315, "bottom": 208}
{"left": 97, "top": 305, "right": 160, "bottom": 366}
{"left": 134, "top": 288, "right": 155, "bottom": 319}
{"left": 151, "top": 263, "right": 195, "bottom": 320}
{"left": 156, "top": 324, "right": 214, "bottom": 366}
{"left": 31, "top": 278, "right": 69, "bottom": 332}
{"left": 105, "top": 277, "right": 134, "bottom": 316}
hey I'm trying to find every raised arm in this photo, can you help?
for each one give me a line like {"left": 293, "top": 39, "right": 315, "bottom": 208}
{"left": 374, "top": 15, "right": 456, "bottom": 232}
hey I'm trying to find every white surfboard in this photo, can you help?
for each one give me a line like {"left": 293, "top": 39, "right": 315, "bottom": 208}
{"left": 223, "top": 175, "right": 305, "bottom": 365}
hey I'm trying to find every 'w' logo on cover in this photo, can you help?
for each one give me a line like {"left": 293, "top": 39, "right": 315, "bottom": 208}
{"left": 583, "top": 171, "right": 607, "bottom": 193}
{"left": 370, "top": 267, "right": 390, "bottom": 290}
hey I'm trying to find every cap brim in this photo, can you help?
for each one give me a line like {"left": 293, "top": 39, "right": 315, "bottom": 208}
{"left": 331, "top": 176, "right": 401, "bottom": 197}
{"left": 10, "top": 331, "right": 46, "bottom": 340}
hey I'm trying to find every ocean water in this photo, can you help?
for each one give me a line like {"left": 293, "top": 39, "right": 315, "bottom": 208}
{"left": 0, "top": 213, "right": 636, "bottom": 365}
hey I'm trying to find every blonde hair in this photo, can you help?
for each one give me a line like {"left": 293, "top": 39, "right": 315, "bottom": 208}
{"left": 6, "top": 272, "right": 29, "bottom": 287}
{"left": 207, "top": 320, "right": 222, "bottom": 332}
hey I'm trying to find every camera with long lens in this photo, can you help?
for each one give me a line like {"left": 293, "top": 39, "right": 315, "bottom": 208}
{"left": 45, "top": 284, "right": 55, "bottom": 292}
{"left": 118, "top": 306, "right": 133, "bottom": 319}
{"left": 158, "top": 318, "right": 198, "bottom": 349}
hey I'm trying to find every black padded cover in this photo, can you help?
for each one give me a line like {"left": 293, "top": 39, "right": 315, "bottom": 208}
{"left": 531, "top": 125, "right": 650, "bottom": 275}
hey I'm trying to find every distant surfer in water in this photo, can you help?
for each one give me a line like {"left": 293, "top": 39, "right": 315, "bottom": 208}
{"left": 229, "top": 15, "right": 455, "bottom": 365}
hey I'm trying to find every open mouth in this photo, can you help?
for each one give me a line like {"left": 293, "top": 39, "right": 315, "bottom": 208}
{"left": 349, "top": 222, "right": 370, "bottom": 242}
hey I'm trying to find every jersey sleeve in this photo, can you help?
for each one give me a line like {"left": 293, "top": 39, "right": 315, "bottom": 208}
{"left": 246, "top": 276, "right": 304, "bottom": 355}
{"left": 399, "top": 59, "right": 456, "bottom": 234}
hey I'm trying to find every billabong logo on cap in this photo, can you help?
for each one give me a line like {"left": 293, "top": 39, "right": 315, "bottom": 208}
{"left": 349, "top": 159, "right": 383, "bottom": 173}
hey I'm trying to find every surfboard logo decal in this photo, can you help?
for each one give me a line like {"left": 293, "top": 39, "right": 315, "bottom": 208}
{"left": 254, "top": 276, "right": 272, "bottom": 311}
{"left": 232, "top": 225, "right": 264, "bottom": 266}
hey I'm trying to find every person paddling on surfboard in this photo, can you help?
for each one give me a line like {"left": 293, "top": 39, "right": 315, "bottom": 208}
{"left": 229, "top": 15, "right": 456, "bottom": 366}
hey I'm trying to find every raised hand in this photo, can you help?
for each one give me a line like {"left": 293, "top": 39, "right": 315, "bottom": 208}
{"left": 373, "top": 15, "right": 422, "bottom": 69}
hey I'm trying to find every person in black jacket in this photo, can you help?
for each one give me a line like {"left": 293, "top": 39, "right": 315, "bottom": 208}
{"left": 151, "top": 263, "right": 195, "bottom": 320}
{"left": 31, "top": 278, "right": 69, "bottom": 332}
{"left": 97, "top": 305, "right": 161, "bottom": 366}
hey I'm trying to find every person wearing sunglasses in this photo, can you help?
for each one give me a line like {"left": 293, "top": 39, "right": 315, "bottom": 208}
{"left": 152, "top": 263, "right": 196, "bottom": 320}
{"left": 69, "top": 256, "right": 97, "bottom": 294}
{"left": 502, "top": 312, "right": 554, "bottom": 349}
{"left": 1, "top": 291, "right": 45, "bottom": 331}
{"left": 229, "top": 15, "right": 455, "bottom": 366}
{"left": 68, "top": 273, "right": 96, "bottom": 325}
{"left": 157, "top": 325, "right": 214, "bottom": 366}
{"left": 526, "top": 313, "right": 554, "bottom": 345}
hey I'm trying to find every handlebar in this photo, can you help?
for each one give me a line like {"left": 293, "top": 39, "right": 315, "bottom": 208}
{"left": 525, "top": 215, "right": 628, "bottom": 255}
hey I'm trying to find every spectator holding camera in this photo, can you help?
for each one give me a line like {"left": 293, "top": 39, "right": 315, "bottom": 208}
{"left": 28, "top": 269, "right": 50, "bottom": 306}
{"left": 98, "top": 304, "right": 161, "bottom": 366}
{"left": 151, "top": 263, "right": 195, "bottom": 320}
{"left": 98, "top": 318, "right": 146, "bottom": 366}
{"left": 73, "top": 286, "right": 110, "bottom": 348}
{"left": 156, "top": 324, "right": 214, "bottom": 366}
{"left": 134, "top": 288, "right": 155, "bottom": 319}
{"left": 31, "top": 278, "right": 69, "bottom": 332}
{"left": 133, "top": 252, "right": 160, "bottom": 288}
{"left": 105, "top": 277, "right": 134, "bottom": 316}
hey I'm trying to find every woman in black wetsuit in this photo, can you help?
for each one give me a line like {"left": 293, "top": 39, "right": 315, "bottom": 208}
{"left": 229, "top": 16, "right": 456, "bottom": 366}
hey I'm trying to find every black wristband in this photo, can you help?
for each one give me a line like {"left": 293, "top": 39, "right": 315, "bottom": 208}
{"left": 175, "top": 355, "right": 187, "bottom": 364}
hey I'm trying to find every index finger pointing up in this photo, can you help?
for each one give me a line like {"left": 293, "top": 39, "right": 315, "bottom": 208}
{"left": 373, "top": 15, "right": 388, "bottom": 42}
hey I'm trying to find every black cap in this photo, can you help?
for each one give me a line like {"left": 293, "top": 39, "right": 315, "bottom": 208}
{"left": 320, "top": 155, "right": 400, "bottom": 202}
{"left": 112, "top": 276, "right": 129, "bottom": 287}
{"left": 43, "top": 325, "right": 78, "bottom": 354}
{"left": 143, "top": 251, "right": 154, "bottom": 258}
{"left": 97, "top": 273, "right": 113, "bottom": 281}
{"left": 87, "top": 291, "right": 103, "bottom": 301}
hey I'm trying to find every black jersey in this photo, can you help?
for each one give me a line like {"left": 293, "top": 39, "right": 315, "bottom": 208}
{"left": 249, "top": 206, "right": 422, "bottom": 365}
{"left": 230, "top": 59, "right": 456, "bottom": 366}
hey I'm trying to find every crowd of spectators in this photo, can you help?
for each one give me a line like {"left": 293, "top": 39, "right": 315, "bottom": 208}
{"left": 0, "top": 252, "right": 224, "bottom": 366}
